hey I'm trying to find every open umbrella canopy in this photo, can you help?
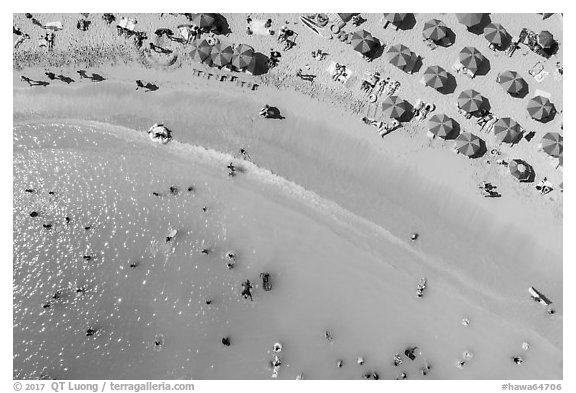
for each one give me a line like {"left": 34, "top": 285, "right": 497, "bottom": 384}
{"left": 189, "top": 13, "right": 216, "bottom": 28}
{"left": 428, "top": 114, "right": 454, "bottom": 139}
{"left": 527, "top": 96, "right": 555, "bottom": 121}
{"left": 497, "top": 71, "right": 527, "bottom": 96}
{"left": 210, "top": 41, "right": 233, "bottom": 67}
{"left": 350, "top": 30, "right": 377, "bottom": 55}
{"left": 383, "top": 13, "right": 407, "bottom": 25}
{"left": 387, "top": 44, "right": 413, "bottom": 69}
{"left": 484, "top": 22, "right": 509, "bottom": 46}
{"left": 459, "top": 47, "right": 485, "bottom": 73}
{"left": 492, "top": 117, "right": 522, "bottom": 143}
{"left": 538, "top": 30, "right": 555, "bottom": 48}
{"left": 189, "top": 38, "right": 212, "bottom": 63}
{"left": 381, "top": 96, "right": 409, "bottom": 119}
{"left": 456, "top": 13, "right": 485, "bottom": 28}
{"left": 458, "top": 89, "right": 485, "bottom": 113}
{"left": 423, "top": 65, "right": 449, "bottom": 90}
{"left": 509, "top": 159, "right": 532, "bottom": 181}
{"left": 540, "top": 132, "right": 563, "bottom": 157}
{"left": 454, "top": 132, "right": 482, "bottom": 157}
{"left": 422, "top": 19, "right": 448, "bottom": 41}
{"left": 231, "top": 43, "right": 255, "bottom": 69}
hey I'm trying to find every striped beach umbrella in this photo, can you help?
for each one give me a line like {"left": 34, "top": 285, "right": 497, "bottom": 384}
{"left": 423, "top": 65, "right": 449, "bottom": 90}
{"left": 381, "top": 96, "right": 409, "bottom": 119}
{"left": 189, "top": 38, "right": 212, "bottom": 63}
{"left": 509, "top": 159, "right": 531, "bottom": 181}
{"left": 458, "top": 89, "right": 485, "bottom": 113}
{"left": 210, "top": 41, "right": 233, "bottom": 67}
{"left": 189, "top": 13, "right": 216, "bottom": 28}
{"left": 350, "top": 30, "right": 377, "bottom": 55}
{"left": 422, "top": 19, "right": 448, "bottom": 41}
{"left": 383, "top": 13, "right": 407, "bottom": 26}
{"left": 459, "top": 47, "right": 485, "bottom": 74}
{"left": 540, "top": 132, "right": 563, "bottom": 157}
{"left": 492, "top": 118, "right": 522, "bottom": 144}
{"left": 484, "top": 23, "right": 509, "bottom": 46}
{"left": 231, "top": 44, "right": 255, "bottom": 69}
{"left": 527, "top": 96, "right": 555, "bottom": 121}
{"left": 387, "top": 44, "right": 413, "bottom": 69}
{"left": 454, "top": 132, "right": 482, "bottom": 157}
{"left": 428, "top": 114, "right": 454, "bottom": 139}
{"left": 456, "top": 13, "right": 485, "bottom": 28}
{"left": 497, "top": 71, "right": 527, "bottom": 96}
{"left": 537, "top": 31, "right": 554, "bottom": 48}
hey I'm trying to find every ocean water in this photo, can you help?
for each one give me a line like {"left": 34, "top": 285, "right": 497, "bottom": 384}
{"left": 13, "top": 120, "right": 562, "bottom": 380}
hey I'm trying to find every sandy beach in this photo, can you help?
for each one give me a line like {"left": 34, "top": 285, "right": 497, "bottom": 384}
{"left": 13, "top": 12, "right": 562, "bottom": 380}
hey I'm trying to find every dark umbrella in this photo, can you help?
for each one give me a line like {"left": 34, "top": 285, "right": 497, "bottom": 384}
{"left": 381, "top": 96, "right": 409, "bottom": 119}
{"left": 422, "top": 19, "right": 448, "bottom": 41}
{"left": 454, "top": 132, "right": 482, "bottom": 157}
{"left": 459, "top": 47, "right": 485, "bottom": 74}
{"left": 497, "top": 71, "right": 527, "bottom": 96}
{"left": 456, "top": 13, "right": 485, "bottom": 28}
{"left": 493, "top": 118, "right": 522, "bottom": 144}
{"left": 423, "top": 65, "right": 449, "bottom": 90}
{"left": 231, "top": 44, "right": 255, "bottom": 69}
{"left": 350, "top": 30, "right": 377, "bottom": 55}
{"left": 210, "top": 41, "right": 233, "bottom": 67}
{"left": 383, "top": 13, "right": 407, "bottom": 26}
{"left": 428, "top": 114, "right": 454, "bottom": 139}
{"left": 527, "top": 96, "right": 554, "bottom": 121}
{"left": 189, "top": 13, "right": 216, "bottom": 28}
{"left": 537, "top": 31, "right": 555, "bottom": 48}
{"left": 458, "top": 89, "right": 485, "bottom": 113}
{"left": 540, "top": 132, "right": 563, "bottom": 157}
{"left": 509, "top": 159, "right": 531, "bottom": 181}
{"left": 484, "top": 22, "right": 509, "bottom": 46}
{"left": 189, "top": 39, "right": 212, "bottom": 63}
{"left": 387, "top": 44, "right": 413, "bottom": 69}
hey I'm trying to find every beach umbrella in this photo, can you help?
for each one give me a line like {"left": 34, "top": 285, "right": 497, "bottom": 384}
{"left": 497, "top": 71, "right": 527, "bottom": 96}
{"left": 484, "top": 22, "right": 509, "bottom": 46}
{"left": 381, "top": 96, "right": 409, "bottom": 119}
{"left": 454, "top": 132, "right": 482, "bottom": 157}
{"left": 537, "top": 31, "right": 555, "bottom": 48}
{"left": 189, "top": 13, "right": 216, "bottom": 28}
{"left": 492, "top": 118, "right": 522, "bottom": 144}
{"left": 189, "top": 38, "right": 212, "bottom": 63}
{"left": 527, "top": 96, "right": 554, "bottom": 121}
{"left": 459, "top": 47, "right": 485, "bottom": 74}
{"left": 428, "top": 114, "right": 454, "bottom": 139}
{"left": 422, "top": 19, "right": 448, "bottom": 41}
{"left": 540, "top": 132, "right": 563, "bottom": 157}
{"left": 383, "top": 13, "right": 407, "bottom": 26}
{"left": 387, "top": 44, "right": 413, "bottom": 69}
{"left": 231, "top": 44, "right": 255, "bottom": 69}
{"left": 458, "top": 89, "right": 485, "bottom": 113}
{"left": 350, "top": 30, "right": 377, "bottom": 55}
{"left": 423, "top": 65, "right": 449, "bottom": 90}
{"left": 456, "top": 13, "right": 485, "bottom": 28}
{"left": 509, "top": 159, "right": 531, "bottom": 181}
{"left": 210, "top": 41, "right": 234, "bottom": 67}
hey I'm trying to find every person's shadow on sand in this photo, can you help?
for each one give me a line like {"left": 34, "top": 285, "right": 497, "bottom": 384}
{"left": 77, "top": 70, "right": 106, "bottom": 82}
{"left": 57, "top": 75, "right": 75, "bottom": 84}
{"left": 136, "top": 80, "right": 159, "bottom": 92}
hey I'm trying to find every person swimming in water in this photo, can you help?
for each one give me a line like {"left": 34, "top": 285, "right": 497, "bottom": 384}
{"left": 225, "top": 252, "right": 236, "bottom": 269}
{"left": 411, "top": 233, "right": 419, "bottom": 241}
{"left": 241, "top": 280, "right": 253, "bottom": 301}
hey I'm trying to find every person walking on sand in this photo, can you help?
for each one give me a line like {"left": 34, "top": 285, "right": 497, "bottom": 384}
{"left": 238, "top": 148, "right": 252, "bottom": 162}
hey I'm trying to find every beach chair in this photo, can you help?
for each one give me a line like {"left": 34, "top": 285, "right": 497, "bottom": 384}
{"left": 252, "top": 84, "right": 259, "bottom": 91}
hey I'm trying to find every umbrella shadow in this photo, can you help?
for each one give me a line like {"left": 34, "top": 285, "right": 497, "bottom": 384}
{"left": 437, "top": 28, "right": 456, "bottom": 47}
{"left": 250, "top": 52, "right": 270, "bottom": 76}
{"left": 57, "top": 75, "right": 75, "bottom": 84}
{"left": 410, "top": 56, "right": 424, "bottom": 73}
{"left": 471, "top": 137, "right": 488, "bottom": 158}
{"left": 438, "top": 72, "right": 458, "bottom": 95}
{"left": 397, "top": 14, "right": 417, "bottom": 31}
{"left": 213, "top": 14, "right": 231, "bottom": 36}
{"left": 467, "top": 14, "right": 492, "bottom": 35}
{"left": 400, "top": 102, "right": 415, "bottom": 122}
{"left": 445, "top": 119, "right": 462, "bottom": 140}
{"left": 475, "top": 57, "right": 491, "bottom": 76}
{"left": 370, "top": 40, "right": 386, "bottom": 60}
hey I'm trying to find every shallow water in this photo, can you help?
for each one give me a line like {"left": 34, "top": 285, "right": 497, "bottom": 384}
{"left": 13, "top": 120, "right": 562, "bottom": 379}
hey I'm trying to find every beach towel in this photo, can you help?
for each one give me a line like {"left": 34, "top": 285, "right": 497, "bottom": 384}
{"left": 327, "top": 61, "right": 353, "bottom": 84}
{"left": 44, "top": 22, "right": 63, "bottom": 31}
{"left": 250, "top": 19, "right": 271, "bottom": 36}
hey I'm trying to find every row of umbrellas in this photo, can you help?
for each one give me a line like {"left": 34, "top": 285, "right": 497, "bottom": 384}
{"left": 190, "top": 39, "right": 255, "bottom": 69}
